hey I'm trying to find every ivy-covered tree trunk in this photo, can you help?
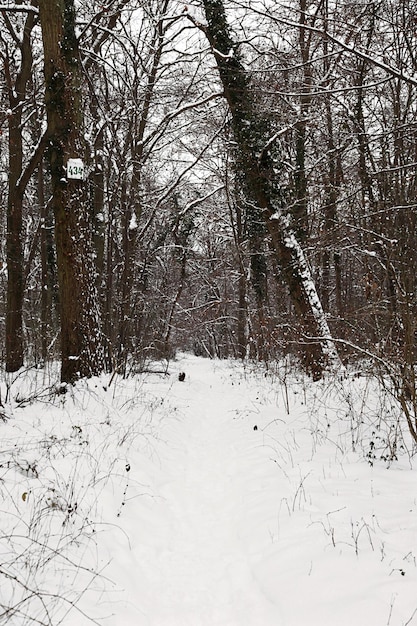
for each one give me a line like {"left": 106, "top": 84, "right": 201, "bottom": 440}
{"left": 39, "top": 0, "right": 104, "bottom": 382}
{"left": 201, "top": 0, "right": 342, "bottom": 377}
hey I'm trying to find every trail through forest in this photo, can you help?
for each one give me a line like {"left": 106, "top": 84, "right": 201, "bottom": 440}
{"left": 128, "top": 359, "right": 283, "bottom": 625}
{"left": 2, "top": 355, "right": 417, "bottom": 625}
{"left": 91, "top": 356, "right": 417, "bottom": 626}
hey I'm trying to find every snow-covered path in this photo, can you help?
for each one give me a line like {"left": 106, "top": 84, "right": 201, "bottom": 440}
{"left": 7, "top": 355, "right": 416, "bottom": 625}
{"left": 117, "top": 359, "right": 283, "bottom": 625}
{"left": 89, "top": 355, "right": 417, "bottom": 626}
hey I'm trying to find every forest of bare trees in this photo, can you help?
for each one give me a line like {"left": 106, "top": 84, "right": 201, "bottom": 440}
{"left": 1, "top": 0, "right": 417, "bottom": 394}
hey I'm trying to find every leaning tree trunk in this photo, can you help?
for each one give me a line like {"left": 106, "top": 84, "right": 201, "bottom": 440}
{"left": 39, "top": 0, "right": 104, "bottom": 382}
{"left": 201, "top": 0, "right": 342, "bottom": 378}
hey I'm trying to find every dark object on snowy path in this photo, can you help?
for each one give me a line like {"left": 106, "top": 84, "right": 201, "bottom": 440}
{"left": 178, "top": 372, "right": 186, "bottom": 382}
{"left": 253, "top": 425, "right": 258, "bottom": 431}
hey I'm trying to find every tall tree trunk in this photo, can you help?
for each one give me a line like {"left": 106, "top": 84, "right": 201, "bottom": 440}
{"left": 38, "top": 160, "right": 57, "bottom": 363}
{"left": 229, "top": 199, "right": 248, "bottom": 359}
{"left": 103, "top": 201, "right": 115, "bottom": 371}
{"left": 39, "top": 0, "right": 104, "bottom": 382}
{"left": 247, "top": 206, "right": 268, "bottom": 360}
{"left": 116, "top": 6, "right": 167, "bottom": 369}
{"left": 321, "top": 0, "right": 342, "bottom": 316}
{"left": 92, "top": 115, "right": 106, "bottom": 286}
{"left": 6, "top": 113, "right": 24, "bottom": 372}
{"left": 4, "top": 7, "right": 37, "bottom": 371}
{"left": 293, "top": 0, "right": 312, "bottom": 242}
{"left": 200, "top": 0, "right": 342, "bottom": 377}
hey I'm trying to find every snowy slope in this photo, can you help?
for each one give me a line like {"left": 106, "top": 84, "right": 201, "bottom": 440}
{"left": 0, "top": 355, "right": 416, "bottom": 625}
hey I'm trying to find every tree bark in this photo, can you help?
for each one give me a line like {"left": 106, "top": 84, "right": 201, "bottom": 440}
{"left": 229, "top": 199, "right": 248, "bottom": 359}
{"left": 6, "top": 109, "right": 25, "bottom": 372}
{"left": 201, "top": 0, "right": 342, "bottom": 377}
{"left": 39, "top": 0, "right": 104, "bottom": 382}
{"left": 4, "top": 6, "right": 37, "bottom": 371}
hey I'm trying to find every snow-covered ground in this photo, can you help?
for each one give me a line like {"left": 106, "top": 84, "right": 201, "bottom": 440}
{"left": 0, "top": 354, "right": 416, "bottom": 625}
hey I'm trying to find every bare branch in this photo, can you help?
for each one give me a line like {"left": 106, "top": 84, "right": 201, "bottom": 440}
{"left": 16, "top": 130, "right": 48, "bottom": 194}
{"left": 227, "top": 0, "right": 417, "bottom": 86}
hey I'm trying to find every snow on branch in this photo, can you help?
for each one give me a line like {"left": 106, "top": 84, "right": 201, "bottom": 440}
{"left": 0, "top": 4, "right": 38, "bottom": 13}
{"left": 154, "top": 123, "right": 227, "bottom": 213}
{"left": 259, "top": 121, "right": 304, "bottom": 162}
{"left": 16, "top": 131, "right": 48, "bottom": 194}
{"left": 236, "top": 4, "right": 417, "bottom": 87}
{"left": 141, "top": 92, "right": 224, "bottom": 156}
{"left": 179, "top": 185, "right": 226, "bottom": 217}
{"left": 212, "top": 47, "right": 234, "bottom": 60}
{"left": 158, "top": 92, "right": 224, "bottom": 128}
{"left": 270, "top": 211, "right": 344, "bottom": 372}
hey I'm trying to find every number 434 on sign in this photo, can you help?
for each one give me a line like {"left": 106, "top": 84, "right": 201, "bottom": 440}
{"left": 67, "top": 158, "right": 85, "bottom": 180}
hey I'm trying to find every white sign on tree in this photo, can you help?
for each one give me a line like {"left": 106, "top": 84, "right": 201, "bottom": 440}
{"left": 67, "top": 158, "right": 85, "bottom": 180}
